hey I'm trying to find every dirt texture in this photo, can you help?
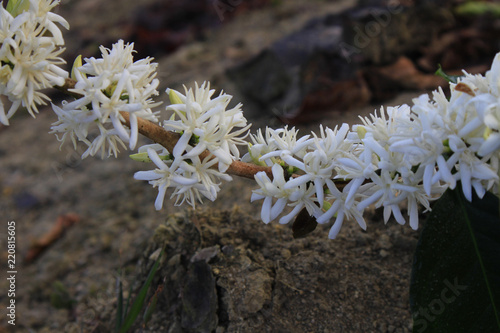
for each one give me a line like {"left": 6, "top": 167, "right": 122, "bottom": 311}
{"left": 1, "top": 0, "right": 493, "bottom": 332}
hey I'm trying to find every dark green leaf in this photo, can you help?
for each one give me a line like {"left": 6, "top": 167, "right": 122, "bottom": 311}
{"left": 120, "top": 249, "right": 163, "bottom": 333}
{"left": 292, "top": 208, "right": 318, "bottom": 238}
{"left": 115, "top": 275, "right": 124, "bottom": 332}
{"left": 142, "top": 284, "right": 163, "bottom": 327}
{"left": 410, "top": 187, "right": 500, "bottom": 333}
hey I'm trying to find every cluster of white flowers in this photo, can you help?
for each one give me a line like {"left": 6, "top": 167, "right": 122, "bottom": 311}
{"left": 4, "top": 0, "right": 499, "bottom": 240}
{"left": 50, "top": 40, "right": 161, "bottom": 158}
{"left": 0, "top": 0, "right": 68, "bottom": 125}
{"left": 134, "top": 82, "right": 250, "bottom": 209}
{"left": 247, "top": 54, "right": 500, "bottom": 239}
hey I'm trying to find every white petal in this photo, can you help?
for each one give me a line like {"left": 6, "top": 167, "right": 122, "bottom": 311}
{"left": 328, "top": 212, "right": 345, "bottom": 239}
{"left": 261, "top": 196, "right": 273, "bottom": 224}
{"left": 154, "top": 184, "right": 167, "bottom": 210}
{"left": 173, "top": 132, "right": 191, "bottom": 158}
{"left": 279, "top": 204, "right": 303, "bottom": 225}
{"left": 271, "top": 198, "right": 287, "bottom": 221}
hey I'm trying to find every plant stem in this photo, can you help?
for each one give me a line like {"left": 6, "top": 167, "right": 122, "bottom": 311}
{"left": 60, "top": 78, "right": 273, "bottom": 180}
{"left": 119, "top": 112, "right": 273, "bottom": 180}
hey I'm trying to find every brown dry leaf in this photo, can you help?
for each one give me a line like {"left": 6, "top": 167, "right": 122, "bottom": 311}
{"left": 24, "top": 213, "right": 80, "bottom": 264}
{"left": 455, "top": 82, "right": 476, "bottom": 96}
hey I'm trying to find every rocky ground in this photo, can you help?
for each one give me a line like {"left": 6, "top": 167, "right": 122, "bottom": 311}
{"left": 0, "top": 0, "right": 497, "bottom": 332}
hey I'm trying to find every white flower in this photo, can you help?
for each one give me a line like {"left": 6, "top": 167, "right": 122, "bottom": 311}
{"left": 0, "top": 0, "right": 69, "bottom": 125}
{"left": 315, "top": 179, "right": 368, "bottom": 239}
{"left": 164, "top": 82, "right": 250, "bottom": 172}
{"left": 50, "top": 101, "right": 91, "bottom": 149}
{"left": 447, "top": 135, "right": 498, "bottom": 201}
{"left": 258, "top": 126, "right": 312, "bottom": 161}
{"left": 241, "top": 127, "right": 273, "bottom": 166}
{"left": 279, "top": 183, "right": 320, "bottom": 225}
{"left": 486, "top": 52, "right": 500, "bottom": 97}
{"left": 251, "top": 163, "right": 321, "bottom": 224}
{"left": 134, "top": 142, "right": 233, "bottom": 209}
{"left": 51, "top": 40, "right": 161, "bottom": 158}
{"left": 282, "top": 124, "right": 351, "bottom": 208}
{"left": 241, "top": 126, "right": 311, "bottom": 167}
{"left": 134, "top": 148, "right": 198, "bottom": 210}
{"left": 251, "top": 164, "right": 293, "bottom": 224}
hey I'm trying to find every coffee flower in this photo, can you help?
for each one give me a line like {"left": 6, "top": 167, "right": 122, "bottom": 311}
{"left": 51, "top": 40, "right": 161, "bottom": 158}
{"left": 164, "top": 82, "right": 250, "bottom": 172}
{"left": 134, "top": 144, "right": 232, "bottom": 209}
{"left": 0, "top": 0, "right": 68, "bottom": 125}
{"left": 134, "top": 82, "right": 249, "bottom": 209}
{"left": 248, "top": 53, "right": 500, "bottom": 238}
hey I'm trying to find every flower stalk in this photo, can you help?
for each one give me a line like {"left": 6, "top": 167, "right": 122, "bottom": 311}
{"left": 119, "top": 111, "right": 273, "bottom": 180}
{"left": 60, "top": 77, "right": 273, "bottom": 180}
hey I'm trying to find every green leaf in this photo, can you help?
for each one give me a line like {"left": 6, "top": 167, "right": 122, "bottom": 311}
{"left": 410, "top": 187, "right": 500, "bottom": 333}
{"left": 455, "top": 2, "right": 500, "bottom": 17}
{"left": 142, "top": 285, "right": 162, "bottom": 327}
{"left": 115, "top": 274, "right": 124, "bottom": 333}
{"left": 435, "top": 64, "right": 462, "bottom": 84}
{"left": 119, "top": 249, "right": 164, "bottom": 333}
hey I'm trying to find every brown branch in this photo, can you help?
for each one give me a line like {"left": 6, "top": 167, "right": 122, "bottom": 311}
{"left": 119, "top": 111, "right": 273, "bottom": 180}
{"left": 120, "top": 111, "right": 181, "bottom": 154}
{"left": 55, "top": 78, "right": 82, "bottom": 99}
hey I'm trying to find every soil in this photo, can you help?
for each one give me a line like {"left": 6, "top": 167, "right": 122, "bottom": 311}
{"left": 0, "top": 0, "right": 443, "bottom": 332}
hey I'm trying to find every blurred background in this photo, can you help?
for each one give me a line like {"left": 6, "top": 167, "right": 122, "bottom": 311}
{"left": 0, "top": 0, "right": 499, "bottom": 331}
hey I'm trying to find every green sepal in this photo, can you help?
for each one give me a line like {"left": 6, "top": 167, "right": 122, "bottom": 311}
{"left": 71, "top": 55, "right": 83, "bottom": 81}
{"left": 435, "top": 64, "right": 462, "bottom": 84}
{"left": 168, "top": 90, "right": 183, "bottom": 105}
{"left": 6, "top": 0, "right": 29, "bottom": 17}
{"left": 357, "top": 126, "right": 367, "bottom": 140}
{"left": 247, "top": 143, "right": 267, "bottom": 167}
{"left": 129, "top": 152, "right": 172, "bottom": 163}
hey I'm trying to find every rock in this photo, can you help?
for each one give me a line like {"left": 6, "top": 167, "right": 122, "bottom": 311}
{"left": 128, "top": 0, "right": 272, "bottom": 58}
{"left": 340, "top": 2, "right": 453, "bottom": 65}
{"left": 216, "top": 252, "right": 272, "bottom": 320}
{"left": 226, "top": 50, "right": 292, "bottom": 108}
{"left": 226, "top": 0, "right": 496, "bottom": 123}
{"left": 181, "top": 260, "right": 218, "bottom": 332}
{"left": 191, "top": 245, "right": 220, "bottom": 263}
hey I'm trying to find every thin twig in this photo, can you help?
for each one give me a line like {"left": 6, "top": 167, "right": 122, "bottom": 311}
{"left": 119, "top": 112, "right": 273, "bottom": 180}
